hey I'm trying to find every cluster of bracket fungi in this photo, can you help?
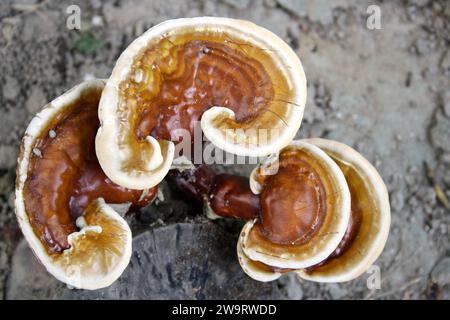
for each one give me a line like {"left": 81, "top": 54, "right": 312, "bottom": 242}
{"left": 15, "top": 17, "right": 390, "bottom": 290}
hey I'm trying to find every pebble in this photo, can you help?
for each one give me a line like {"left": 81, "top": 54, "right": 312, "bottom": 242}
{"left": 391, "top": 190, "right": 405, "bottom": 212}
{"left": 91, "top": 16, "right": 104, "bottom": 27}
{"left": 276, "top": 273, "right": 303, "bottom": 299}
{"left": 83, "top": 73, "right": 96, "bottom": 81}
{"left": 32, "top": 148, "right": 42, "bottom": 158}
{"left": 442, "top": 153, "right": 450, "bottom": 164}
{"left": 327, "top": 283, "right": 348, "bottom": 299}
{"left": 414, "top": 37, "right": 433, "bottom": 55}
{"left": 25, "top": 87, "right": 47, "bottom": 114}
{"left": 440, "top": 50, "right": 450, "bottom": 71}
{"left": 0, "top": 145, "right": 18, "bottom": 169}
{"left": 48, "top": 130, "right": 56, "bottom": 138}
{"left": 430, "top": 109, "right": 450, "bottom": 153}
{"left": 3, "top": 76, "right": 20, "bottom": 101}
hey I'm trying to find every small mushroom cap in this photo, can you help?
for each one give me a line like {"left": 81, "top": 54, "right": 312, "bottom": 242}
{"left": 242, "top": 140, "right": 351, "bottom": 269}
{"left": 96, "top": 17, "right": 306, "bottom": 190}
{"left": 296, "top": 138, "right": 391, "bottom": 283}
{"left": 15, "top": 80, "right": 134, "bottom": 290}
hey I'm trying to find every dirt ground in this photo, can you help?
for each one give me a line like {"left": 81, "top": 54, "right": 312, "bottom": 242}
{"left": 0, "top": 0, "right": 449, "bottom": 299}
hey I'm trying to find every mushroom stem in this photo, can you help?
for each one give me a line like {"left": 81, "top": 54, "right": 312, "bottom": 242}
{"left": 167, "top": 165, "right": 259, "bottom": 220}
{"left": 210, "top": 174, "right": 260, "bottom": 220}
{"left": 166, "top": 165, "right": 216, "bottom": 205}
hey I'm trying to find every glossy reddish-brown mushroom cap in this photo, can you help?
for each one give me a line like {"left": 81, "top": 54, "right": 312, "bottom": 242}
{"left": 96, "top": 17, "right": 307, "bottom": 190}
{"left": 241, "top": 141, "right": 351, "bottom": 270}
{"left": 15, "top": 80, "right": 156, "bottom": 289}
{"left": 258, "top": 148, "right": 327, "bottom": 245}
{"left": 238, "top": 139, "right": 390, "bottom": 283}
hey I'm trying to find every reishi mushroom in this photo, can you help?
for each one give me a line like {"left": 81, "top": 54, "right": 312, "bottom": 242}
{"left": 15, "top": 17, "right": 391, "bottom": 289}
{"left": 169, "top": 139, "right": 390, "bottom": 283}
{"left": 15, "top": 80, "right": 157, "bottom": 289}
{"left": 96, "top": 17, "right": 306, "bottom": 190}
